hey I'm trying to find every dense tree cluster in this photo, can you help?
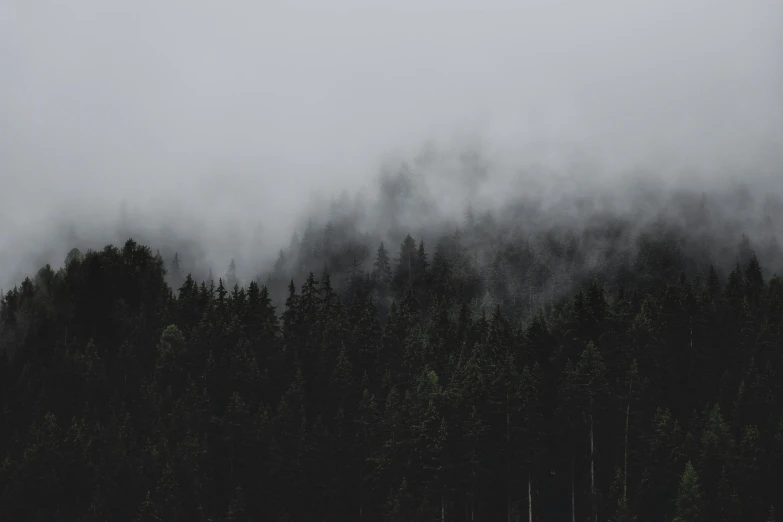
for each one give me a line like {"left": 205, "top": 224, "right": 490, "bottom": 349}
{"left": 1, "top": 211, "right": 782, "bottom": 521}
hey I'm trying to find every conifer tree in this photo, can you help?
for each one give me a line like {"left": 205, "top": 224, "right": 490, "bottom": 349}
{"left": 373, "top": 242, "right": 393, "bottom": 286}
{"left": 169, "top": 252, "right": 184, "bottom": 292}
{"left": 673, "top": 461, "right": 704, "bottom": 522}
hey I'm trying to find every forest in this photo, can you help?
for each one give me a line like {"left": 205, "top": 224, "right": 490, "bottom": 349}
{"left": 0, "top": 185, "right": 782, "bottom": 522}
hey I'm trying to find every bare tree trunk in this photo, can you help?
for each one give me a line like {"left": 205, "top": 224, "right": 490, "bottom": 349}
{"left": 472, "top": 467, "right": 476, "bottom": 521}
{"left": 689, "top": 319, "right": 693, "bottom": 349}
{"left": 571, "top": 457, "right": 576, "bottom": 522}
{"left": 624, "top": 371, "right": 634, "bottom": 501}
{"left": 507, "top": 391, "right": 513, "bottom": 522}
{"left": 230, "top": 435, "right": 235, "bottom": 479}
{"left": 528, "top": 471, "right": 533, "bottom": 522}
{"left": 442, "top": 495, "right": 445, "bottom": 522}
{"left": 590, "top": 413, "right": 597, "bottom": 522}
{"left": 624, "top": 403, "right": 630, "bottom": 501}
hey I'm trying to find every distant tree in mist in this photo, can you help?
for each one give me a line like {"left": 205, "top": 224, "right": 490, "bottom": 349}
{"left": 169, "top": 252, "right": 183, "bottom": 291}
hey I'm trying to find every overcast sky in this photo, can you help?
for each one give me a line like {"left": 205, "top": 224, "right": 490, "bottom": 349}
{"left": 1, "top": 0, "right": 782, "bottom": 286}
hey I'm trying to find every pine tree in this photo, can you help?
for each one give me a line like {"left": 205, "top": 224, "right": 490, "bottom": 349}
{"left": 169, "top": 252, "right": 184, "bottom": 292}
{"left": 672, "top": 461, "right": 704, "bottom": 522}
{"left": 394, "top": 234, "right": 417, "bottom": 291}
{"left": 416, "top": 240, "right": 429, "bottom": 277}
{"left": 431, "top": 243, "right": 453, "bottom": 299}
{"left": 464, "top": 204, "right": 475, "bottom": 229}
{"left": 216, "top": 278, "right": 228, "bottom": 309}
{"left": 699, "top": 403, "right": 735, "bottom": 518}
{"left": 373, "top": 242, "right": 393, "bottom": 286}
{"left": 519, "top": 364, "right": 544, "bottom": 522}
{"left": 569, "top": 342, "right": 609, "bottom": 522}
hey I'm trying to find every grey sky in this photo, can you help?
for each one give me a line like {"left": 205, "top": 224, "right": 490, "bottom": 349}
{"left": 1, "top": 0, "right": 782, "bottom": 287}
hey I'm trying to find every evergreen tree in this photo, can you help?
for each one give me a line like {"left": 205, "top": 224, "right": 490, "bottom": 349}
{"left": 672, "top": 461, "right": 704, "bottom": 522}
{"left": 169, "top": 252, "right": 184, "bottom": 292}
{"left": 373, "top": 242, "right": 393, "bottom": 286}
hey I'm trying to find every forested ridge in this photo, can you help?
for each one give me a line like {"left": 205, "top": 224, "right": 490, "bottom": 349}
{"left": 1, "top": 196, "right": 782, "bottom": 522}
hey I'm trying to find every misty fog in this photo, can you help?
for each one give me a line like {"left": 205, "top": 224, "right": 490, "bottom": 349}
{"left": 2, "top": 0, "right": 782, "bottom": 291}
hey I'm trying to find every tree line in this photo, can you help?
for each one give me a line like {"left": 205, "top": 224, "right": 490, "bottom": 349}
{"left": 0, "top": 216, "right": 781, "bottom": 521}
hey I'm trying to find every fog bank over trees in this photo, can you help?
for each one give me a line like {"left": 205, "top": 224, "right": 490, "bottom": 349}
{"left": 2, "top": 0, "right": 782, "bottom": 291}
{"left": 2, "top": 143, "right": 782, "bottom": 300}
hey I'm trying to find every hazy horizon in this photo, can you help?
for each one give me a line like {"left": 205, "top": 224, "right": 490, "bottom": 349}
{"left": 2, "top": 0, "right": 782, "bottom": 289}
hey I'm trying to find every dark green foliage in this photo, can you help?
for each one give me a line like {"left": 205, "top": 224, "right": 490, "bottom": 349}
{"left": 673, "top": 461, "right": 704, "bottom": 522}
{"left": 0, "top": 225, "right": 780, "bottom": 522}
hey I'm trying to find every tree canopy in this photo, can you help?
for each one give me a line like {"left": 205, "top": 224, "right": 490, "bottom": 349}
{"left": 1, "top": 214, "right": 781, "bottom": 521}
